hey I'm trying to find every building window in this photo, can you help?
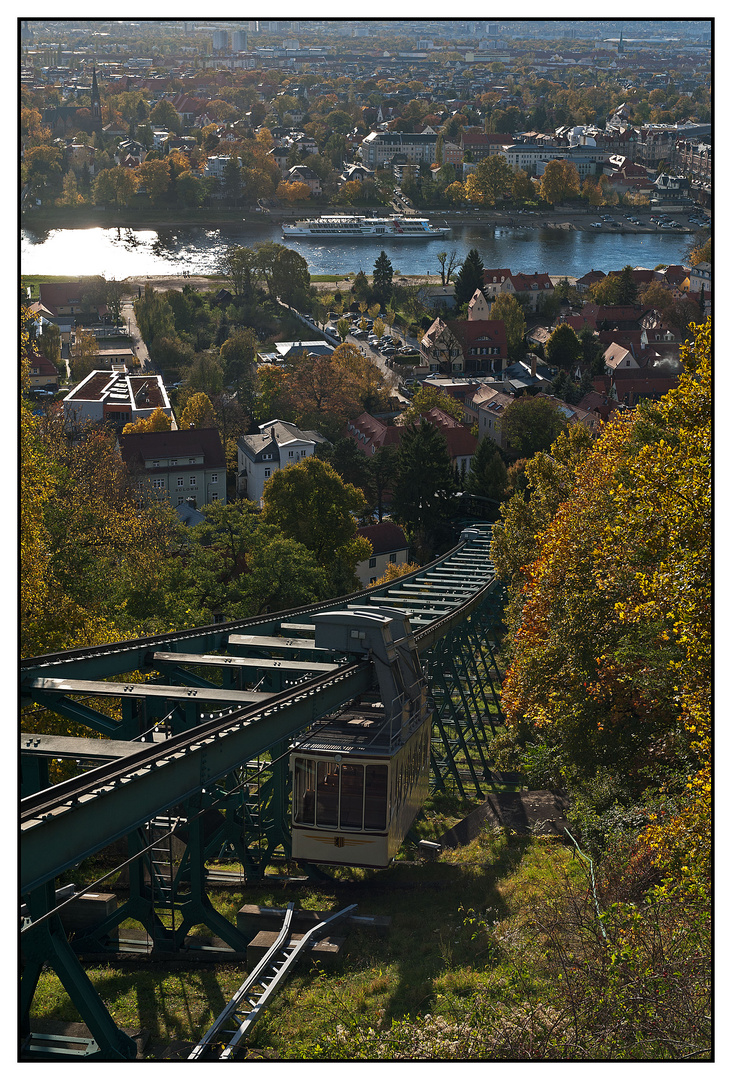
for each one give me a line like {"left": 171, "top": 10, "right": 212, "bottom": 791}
{"left": 152, "top": 459, "right": 159, "bottom": 467}
{"left": 177, "top": 477, "right": 184, "bottom": 487}
{"left": 211, "top": 492, "right": 219, "bottom": 500}
{"left": 264, "top": 468, "right": 271, "bottom": 478}
{"left": 177, "top": 497, "right": 184, "bottom": 505}
{"left": 289, "top": 450, "right": 294, "bottom": 457}
{"left": 189, "top": 457, "right": 196, "bottom": 464}
{"left": 389, "top": 553, "right": 397, "bottom": 563}
{"left": 170, "top": 458, "right": 177, "bottom": 465}
{"left": 210, "top": 473, "right": 218, "bottom": 484}
{"left": 190, "top": 475, "right": 197, "bottom": 486}
{"left": 152, "top": 478, "right": 165, "bottom": 489}
{"left": 369, "top": 557, "right": 377, "bottom": 568}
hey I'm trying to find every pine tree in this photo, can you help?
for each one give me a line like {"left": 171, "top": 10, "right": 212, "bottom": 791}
{"left": 453, "top": 248, "right": 485, "bottom": 309}
{"left": 372, "top": 250, "right": 394, "bottom": 304}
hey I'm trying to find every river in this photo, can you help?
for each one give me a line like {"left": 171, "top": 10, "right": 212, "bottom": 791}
{"left": 21, "top": 222, "right": 692, "bottom": 281}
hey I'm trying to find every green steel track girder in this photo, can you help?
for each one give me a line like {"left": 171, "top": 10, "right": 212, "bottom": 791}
{"left": 21, "top": 663, "right": 373, "bottom": 896}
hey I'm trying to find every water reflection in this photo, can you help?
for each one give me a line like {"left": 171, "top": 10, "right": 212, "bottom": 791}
{"left": 21, "top": 223, "right": 691, "bottom": 280}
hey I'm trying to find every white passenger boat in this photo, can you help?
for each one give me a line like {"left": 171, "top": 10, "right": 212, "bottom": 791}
{"left": 282, "top": 214, "right": 450, "bottom": 239}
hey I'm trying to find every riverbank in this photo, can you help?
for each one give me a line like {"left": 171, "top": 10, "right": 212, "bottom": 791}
{"left": 117, "top": 272, "right": 447, "bottom": 298}
{"left": 22, "top": 201, "right": 697, "bottom": 236}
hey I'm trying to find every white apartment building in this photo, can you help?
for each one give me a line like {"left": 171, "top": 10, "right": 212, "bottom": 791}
{"left": 237, "top": 420, "right": 328, "bottom": 506}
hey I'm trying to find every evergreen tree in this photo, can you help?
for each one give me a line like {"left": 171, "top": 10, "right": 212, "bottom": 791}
{"left": 391, "top": 421, "right": 456, "bottom": 555}
{"left": 466, "top": 437, "right": 508, "bottom": 508}
{"left": 615, "top": 265, "right": 639, "bottom": 305}
{"left": 372, "top": 250, "right": 394, "bottom": 304}
{"left": 453, "top": 248, "right": 485, "bottom": 308}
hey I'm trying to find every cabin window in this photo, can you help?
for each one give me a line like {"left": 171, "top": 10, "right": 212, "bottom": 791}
{"left": 294, "top": 757, "right": 317, "bottom": 825}
{"left": 316, "top": 761, "right": 339, "bottom": 826}
{"left": 339, "top": 763, "right": 365, "bottom": 830}
{"left": 364, "top": 765, "right": 388, "bottom": 829}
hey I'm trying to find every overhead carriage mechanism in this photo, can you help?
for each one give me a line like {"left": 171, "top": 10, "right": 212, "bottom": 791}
{"left": 289, "top": 608, "right": 432, "bottom": 869}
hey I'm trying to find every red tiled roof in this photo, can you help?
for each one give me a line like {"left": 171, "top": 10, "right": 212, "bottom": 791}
{"left": 357, "top": 522, "right": 408, "bottom": 555}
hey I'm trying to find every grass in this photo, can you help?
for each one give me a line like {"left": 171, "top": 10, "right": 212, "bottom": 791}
{"left": 27, "top": 803, "right": 584, "bottom": 1059}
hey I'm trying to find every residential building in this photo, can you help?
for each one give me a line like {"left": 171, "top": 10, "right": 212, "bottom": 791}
{"left": 25, "top": 348, "right": 59, "bottom": 391}
{"left": 356, "top": 522, "right": 410, "bottom": 586}
{"left": 38, "top": 281, "right": 109, "bottom": 325}
{"left": 500, "top": 272, "right": 555, "bottom": 313}
{"left": 420, "top": 316, "right": 508, "bottom": 376}
{"left": 256, "top": 340, "right": 334, "bottom": 365}
{"left": 120, "top": 427, "right": 226, "bottom": 509}
{"left": 63, "top": 370, "right": 172, "bottom": 432}
{"left": 237, "top": 419, "right": 328, "bottom": 505}
{"left": 359, "top": 130, "right": 438, "bottom": 167}
{"left": 468, "top": 385, "right": 514, "bottom": 449}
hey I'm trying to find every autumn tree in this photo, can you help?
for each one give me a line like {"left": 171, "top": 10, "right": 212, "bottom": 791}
{"left": 180, "top": 391, "right": 216, "bottom": 430}
{"left": 496, "top": 322, "right": 710, "bottom": 894}
{"left": 122, "top": 407, "right": 172, "bottom": 434}
{"left": 69, "top": 329, "right": 98, "bottom": 383}
{"left": 93, "top": 165, "right": 139, "bottom": 209}
{"left": 469, "top": 154, "right": 515, "bottom": 205}
{"left": 539, "top": 159, "right": 581, "bottom": 205}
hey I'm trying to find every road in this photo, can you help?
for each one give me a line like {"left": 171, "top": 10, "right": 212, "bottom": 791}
{"left": 121, "top": 299, "right": 152, "bottom": 372}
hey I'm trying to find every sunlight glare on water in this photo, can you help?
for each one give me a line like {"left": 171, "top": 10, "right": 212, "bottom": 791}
{"left": 21, "top": 223, "right": 693, "bottom": 280}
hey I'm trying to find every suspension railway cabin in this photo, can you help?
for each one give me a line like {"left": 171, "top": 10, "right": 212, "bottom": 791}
{"left": 290, "top": 700, "right": 431, "bottom": 869}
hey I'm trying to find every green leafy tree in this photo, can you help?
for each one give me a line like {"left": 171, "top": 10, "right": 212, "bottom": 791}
{"left": 615, "top": 265, "right": 639, "bottom": 306}
{"left": 490, "top": 292, "right": 526, "bottom": 360}
{"left": 501, "top": 395, "right": 568, "bottom": 458}
{"left": 182, "top": 500, "right": 328, "bottom": 620}
{"left": 261, "top": 456, "right": 371, "bottom": 593}
{"left": 400, "top": 385, "right": 464, "bottom": 425}
{"left": 271, "top": 247, "right": 310, "bottom": 307}
{"left": 546, "top": 323, "right": 584, "bottom": 372}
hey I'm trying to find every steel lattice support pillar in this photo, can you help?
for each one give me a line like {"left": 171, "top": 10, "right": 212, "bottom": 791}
{"left": 422, "top": 585, "right": 506, "bottom": 799}
{"left": 20, "top": 882, "right": 137, "bottom": 1060}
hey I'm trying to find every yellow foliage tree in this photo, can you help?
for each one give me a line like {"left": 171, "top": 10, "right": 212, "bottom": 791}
{"left": 122, "top": 407, "right": 172, "bottom": 435}
{"left": 497, "top": 321, "right": 711, "bottom": 890}
{"left": 179, "top": 392, "right": 216, "bottom": 430}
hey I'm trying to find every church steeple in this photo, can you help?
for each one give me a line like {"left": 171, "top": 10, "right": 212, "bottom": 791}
{"left": 90, "top": 64, "right": 102, "bottom": 125}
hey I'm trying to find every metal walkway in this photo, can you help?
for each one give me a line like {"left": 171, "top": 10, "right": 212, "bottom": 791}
{"left": 189, "top": 903, "right": 357, "bottom": 1061}
{"left": 20, "top": 524, "right": 505, "bottom": 1060}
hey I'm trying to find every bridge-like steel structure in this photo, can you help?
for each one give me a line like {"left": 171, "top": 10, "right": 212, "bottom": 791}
{"left": 20, "top": 525, "right": 505, "bottom": 1060}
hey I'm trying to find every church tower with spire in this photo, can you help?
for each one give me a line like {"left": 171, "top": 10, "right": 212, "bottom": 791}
{"left": 90, "top": 65, "right": 102, "bottom": 130}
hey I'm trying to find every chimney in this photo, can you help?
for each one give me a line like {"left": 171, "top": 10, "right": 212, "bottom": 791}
{"left": 531, "top": 354, "right": 537, "bottom": 378}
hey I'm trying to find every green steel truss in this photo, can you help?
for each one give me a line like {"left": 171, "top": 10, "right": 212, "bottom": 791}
{"left": 20, "top": 526, "right": 505, "bottom": 1059}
